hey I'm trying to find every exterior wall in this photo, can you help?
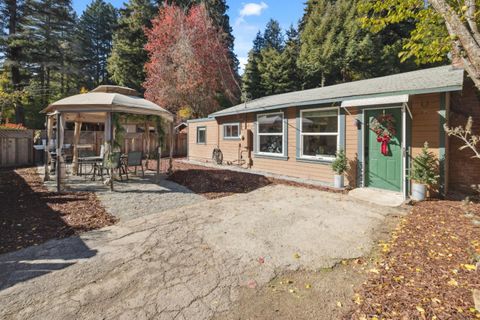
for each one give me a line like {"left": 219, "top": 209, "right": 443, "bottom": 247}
{"left": 187, "top": 119, "right": 218, "bottom": 162}
{"left": 345, "top": 109, "right": 360, "bottom": 187}
{"left": 449, "top": 79, "right": 480, "bottom": 194}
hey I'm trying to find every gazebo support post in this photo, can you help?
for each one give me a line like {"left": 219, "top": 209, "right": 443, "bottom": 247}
{"left": 44, "top": 115, "right": 53, "bottom": 181}
{"left": 104, "top": 112, "right": 114, "bottom": 191}
{"left": 144, "top": 121, "right": 150, "bottom": 169}
{"left": 168, "top": 122, "right": 174, "bottom": 174}
{"left": 55, "top": 112, "right": 63, "bottom": 193}
{"left": 72, "top": 118, "right": 82, "bottom": 175}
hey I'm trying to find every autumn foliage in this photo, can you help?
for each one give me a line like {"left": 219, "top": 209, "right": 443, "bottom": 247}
{"left": 144, "top": 3, "right": 238, "bottom": 118}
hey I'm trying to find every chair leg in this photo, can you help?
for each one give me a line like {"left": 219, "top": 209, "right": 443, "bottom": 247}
{"left": 141, "top": 164, "right": 144, "bottom": 177}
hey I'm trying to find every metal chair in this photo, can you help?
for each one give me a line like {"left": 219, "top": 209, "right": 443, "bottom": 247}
{"left": 126, "top": 151, "right": 144, "bottom": 177}
{"left": 94, "top": 152, "right": 126, "bottom": 181}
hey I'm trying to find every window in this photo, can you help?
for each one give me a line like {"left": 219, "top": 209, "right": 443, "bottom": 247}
{"left": 256, "top": 112, "right": 285, "bottom": 156}
{"left": 300, "top": 109, "right": 338, "bottom": 161}
{"left": 196, "top": 127, "right": 206, "bottom": 144}
{"left": 223, "top": 123, "right": 240, "bottom": 139}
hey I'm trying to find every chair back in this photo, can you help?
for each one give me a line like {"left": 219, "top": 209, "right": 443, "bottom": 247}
{"left": 79, "top": 149, "right": 95, "bottom": 158}
{"left": 99, "top": 145, "right": 105, "bottom": 158}
{"left": 109, "top": 152, "right": 122, "bottom": 169}
{"left": 127, "top": 151, "right": 142, "bottom": 166}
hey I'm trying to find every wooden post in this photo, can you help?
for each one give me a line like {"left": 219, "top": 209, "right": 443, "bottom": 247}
{"left": 156, "top": 146, "right": 161, "bottom": 183}
{"left": 144, "top": 121, "right": 151, "bottom": 169}
{"left": 72, "top": 119, "right": 82, "bottom": 175}
{"left": 55, "top": 112, "right": 61, "bottom": 193}
{"left": 44, "top": 115, "right": 53, "bottom": 181}
{"left": 104, "top": 112, "right": 113, "bottom": 191}
{"left": 168, "top": 121, "right": 174, "bottom": 174}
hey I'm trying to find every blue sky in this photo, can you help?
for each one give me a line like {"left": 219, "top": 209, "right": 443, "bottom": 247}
{"left": 72, "top": 0, "right": 305, "bottom": 73}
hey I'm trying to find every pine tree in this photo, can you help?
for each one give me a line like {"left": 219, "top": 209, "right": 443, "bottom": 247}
{"left": 242, "top": 31, "right": 266, "bottom": 100}
{"left": 76, "top": 0, "right": 117, "bottom": 88}
{"left": 107, "top": 0, "right": 156, "bottom": 92}
{"left": 263, "top": 19, "right": 283, "bottom": 51}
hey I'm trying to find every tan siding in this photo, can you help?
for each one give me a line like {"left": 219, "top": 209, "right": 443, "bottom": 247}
{"left": 188, "top": 120, "right": 218, "bottom": 162}
{"left": 345, "top": 109, "right": 359, "bottom": 187}
{"left": 410, "top": 93, "right": 441, "bottom": 159}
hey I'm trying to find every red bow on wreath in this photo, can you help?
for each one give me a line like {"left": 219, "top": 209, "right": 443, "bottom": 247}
{"left": 377, "top": 135, "right": 390, "bottom": 156}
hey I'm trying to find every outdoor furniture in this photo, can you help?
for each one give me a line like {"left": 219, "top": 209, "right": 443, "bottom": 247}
{"left": 93, "top": 152, "right": 127, "bottom": 181}
{"left": 126, "top": 151, "right": 144, "bottom": 177}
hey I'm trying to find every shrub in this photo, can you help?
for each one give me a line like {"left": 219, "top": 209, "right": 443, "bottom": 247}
{"left": 332, "top": 149, "right": 349, "bottom": 175}
{"left": 409, "top": 142, "right": 439, "bottom": 186}
{"left": 0, "top": 123, "right": 27, "bottom": 130}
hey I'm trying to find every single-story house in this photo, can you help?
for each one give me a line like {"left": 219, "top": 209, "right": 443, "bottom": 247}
{"left": 187, "top": 65, "right": 480, "bottom": 198}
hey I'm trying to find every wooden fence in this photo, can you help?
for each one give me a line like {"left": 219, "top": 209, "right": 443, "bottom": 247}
{"left": 0, "top": 129, "right": 34, "bottom": 168}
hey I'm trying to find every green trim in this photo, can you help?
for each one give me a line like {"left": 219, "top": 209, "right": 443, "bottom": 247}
{"left": 210, "top": 86, "right": 463, "bottom": 118}
{"left": 254, "top": 154, "right": 289, "bottom": 161}
{"left": 439, "top": 93, "right": 447, "bottom": 196}
{"left": 357, "top": 113, "right": 364, "bottom": 186}
{"left": 406, "top": 106, "right": 412, "bottom": 196}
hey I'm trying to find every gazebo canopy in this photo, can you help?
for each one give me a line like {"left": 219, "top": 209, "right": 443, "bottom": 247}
{"left": 41, "top": 85, "right": 173, "bottom": 123}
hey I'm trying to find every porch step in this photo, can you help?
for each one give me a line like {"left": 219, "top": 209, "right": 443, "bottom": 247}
{"left": 348, "top": 187, "right": 404, "bottom": 207}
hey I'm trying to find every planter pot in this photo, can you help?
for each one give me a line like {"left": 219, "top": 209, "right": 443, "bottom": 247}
{"left": 411, "top": 183, "right": 426, "bottom": 201}
{"left": 334, "top": 174, "right": 344, "bottom": 189}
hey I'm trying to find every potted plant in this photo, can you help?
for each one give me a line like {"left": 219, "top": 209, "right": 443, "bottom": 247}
{"left": 409, "top": 142, "right": 439, "bottom": 201}
{"left": 331, "top": 149, "right": 348, "bottom": 188}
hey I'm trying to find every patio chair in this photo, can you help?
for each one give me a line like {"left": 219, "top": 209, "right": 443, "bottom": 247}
{"left": 126, "top": 151, "right": 144, "bottom": 178}
{"left": 94, "top": 152, "right": 127, "bottom": 181}
{"left": 78, "top": 149, "right": 96, "bottom": 176}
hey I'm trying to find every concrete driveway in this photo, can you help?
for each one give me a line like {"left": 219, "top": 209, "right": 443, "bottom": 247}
{"left": 0, "top": 185, "right": 399, "bottom": 320}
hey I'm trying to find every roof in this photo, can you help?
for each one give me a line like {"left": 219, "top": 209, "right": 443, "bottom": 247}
{"left": 42, "top": 86, "right": 173, "bottom": 122}
{"left": 211, "top": 65, "right": 464, "bottom": 118}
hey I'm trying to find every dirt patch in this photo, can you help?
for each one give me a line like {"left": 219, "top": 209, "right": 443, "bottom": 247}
{"left": 166, "top": 160, "right": 345, "bottom": 199}
{"left": 349, "top": 200, "right": 480, "bottom": 319}
{"left": 0, "top": 168, "right": 116, "bottom": 254}
{"left": 216, "top": 202, "right": 404, "bottom": 320}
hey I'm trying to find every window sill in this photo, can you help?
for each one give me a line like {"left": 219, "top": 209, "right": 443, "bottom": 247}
{"left": 196, "top": 142, "right": 207, "bottom": 145}
{"left": 296, "top": 157, "right": 334, "bottom": 165}
{"left": 254, "top": 153, "right": 288, "bottom": 161}
{"left": 223, "top": 137, "right": 241, "bottom": 141}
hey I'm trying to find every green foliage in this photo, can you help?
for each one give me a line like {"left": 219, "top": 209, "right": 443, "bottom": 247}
{"left": 107, "top": 0, "right": 156, "bottom": 92}
{"left": 331, "top": 149, "right": 349, "bottom": 175}
{"left": 409, "top": 142, "right": 439, "bottom": 186}
{"left": 77, "top": 0, "right": 118, "bottom": 88}
{"left": 358, "top": 0, "right": 451, "bottom": 65}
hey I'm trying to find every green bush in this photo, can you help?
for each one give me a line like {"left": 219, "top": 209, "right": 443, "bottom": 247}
{"left": 332, "top": 149, "right": 349, "bottom": 175}
{"left": 409, "top": 142, "right": 439, "bottom": 186}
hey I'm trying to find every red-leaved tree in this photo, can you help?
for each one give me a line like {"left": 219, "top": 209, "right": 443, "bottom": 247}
{"left": 144, "top": 3, "right": 239, "bottom": 118}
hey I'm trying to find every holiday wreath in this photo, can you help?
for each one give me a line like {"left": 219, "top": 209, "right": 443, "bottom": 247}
{"left": 370, "top": 114, "right": 396, "bottom": 156}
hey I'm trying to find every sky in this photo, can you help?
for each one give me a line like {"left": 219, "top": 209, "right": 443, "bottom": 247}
{"left": 72, "top": 0, "right": 305, "bottom": 73}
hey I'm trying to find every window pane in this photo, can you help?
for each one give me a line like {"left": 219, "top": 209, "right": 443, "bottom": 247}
{"left": 258, "top": 114, "right": 283, "bottom": 133}
{"left": 197, "top": 128, "right": 206, "bottom": 143}
{"left": 303, "top": 135, "right": 337, "bottom": 157}
{"left": 259, "top": 135, "right": 283, "bottom": 154}
{"left": 224, "top": 126, "right": 231, "bottom": 137}
{"left": 231, "top": 125, "right": 239, "bottom": 137}
{"left": 302, "top": 110, "right": 338, "bottom": 133}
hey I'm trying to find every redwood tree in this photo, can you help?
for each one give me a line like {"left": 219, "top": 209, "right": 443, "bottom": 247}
{"left": 144, "top": 3, "right": 238, "bottom": 118}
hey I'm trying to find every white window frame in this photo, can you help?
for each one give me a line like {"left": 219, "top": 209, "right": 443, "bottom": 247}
{"left": 223, "top": 122, "right": 241, "bottom": 140}
{"left": 300, "top": 107, "right": 340, "bottom": 161}
{"left": 196, "top": 126, "right": 206, "bottom": 144}
{"left": 256, "top": 111, "right": 285, "bottom": 157}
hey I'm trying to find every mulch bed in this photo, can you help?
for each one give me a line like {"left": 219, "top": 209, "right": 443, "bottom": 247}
{"left": 165, "top": 160, "right": 346, "bottom": 199}
{"left": 0, "top": 168, "right": 116, "bottom": 255}
{"left": 348, "top": 200, "right": 480, "bottom": 319}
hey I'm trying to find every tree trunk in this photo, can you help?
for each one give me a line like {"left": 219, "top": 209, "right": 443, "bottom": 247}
{"left": 429, "top": 0, "right": 480, "bottom": 89}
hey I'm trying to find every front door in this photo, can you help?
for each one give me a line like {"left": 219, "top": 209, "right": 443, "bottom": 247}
{"left": 365, "top": 108, "right": 402, "bottom": 192}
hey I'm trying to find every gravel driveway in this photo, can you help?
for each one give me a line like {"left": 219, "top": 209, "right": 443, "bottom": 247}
{"left": 0, "top": 185, "right": 400, "bottom": 319}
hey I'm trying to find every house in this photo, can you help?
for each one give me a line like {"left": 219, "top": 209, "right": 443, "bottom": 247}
{"left": 187, "top": 65, "right": 480, "bottom": 198}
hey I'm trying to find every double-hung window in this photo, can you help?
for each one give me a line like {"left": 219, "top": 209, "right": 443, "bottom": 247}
{"left": 196, "top": 127, "right": 206, "bottom": 144}
{"left": 256, "top": 112, "right": 285, "bottom": 156}
{"left": 300, "top": 108, "right": 339, "bottom": 161}
{"left": 223, "top": 123, "right": 240, "bottom": 139}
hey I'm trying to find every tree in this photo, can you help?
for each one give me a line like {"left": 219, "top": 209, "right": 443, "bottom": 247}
{"left": 0, "top": 70, "right": 28, "bottom": 124}
{"left": 359, "top": 0, "right": 480, "bottom": 89}
{"left": 263, "top": 19, "right": 284, "bottom": 51}
{"left": 242, "top": 32, "right": 265, "bottom": 100}
{"left": 0, "top": 0, "right": 28, "bottom": 123}
{"left": 144, "top": 3, "right": 238, "bottom": 118}
{"left": 77, "top": 0, "right": 117, "bottom": 88}
{"left": 107, "top": 0, "right": 156, "bottom": 91}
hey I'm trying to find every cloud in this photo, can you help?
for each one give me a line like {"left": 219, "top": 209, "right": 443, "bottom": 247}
{"left": 235, "top": 2, "right": 268, "bottom": 26}
{"left": 239, "top": 2, "right": 268, "bottom": 18}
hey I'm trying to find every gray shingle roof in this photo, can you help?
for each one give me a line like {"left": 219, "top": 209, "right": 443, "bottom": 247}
{"left": 211, "top": 65, "right": 464, "bottom": 118}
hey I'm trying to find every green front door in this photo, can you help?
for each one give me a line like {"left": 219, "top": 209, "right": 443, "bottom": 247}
{"left": 365, "top": 108, "right": 402, "bottom": 192}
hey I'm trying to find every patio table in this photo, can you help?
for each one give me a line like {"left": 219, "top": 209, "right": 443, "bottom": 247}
{"left": 78, "top": 156, "right": 103, "bottom": 178}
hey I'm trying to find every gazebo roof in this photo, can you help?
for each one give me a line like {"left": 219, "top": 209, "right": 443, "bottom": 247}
{"left": 41, "top": 85, "right": 173, "bottom": 122}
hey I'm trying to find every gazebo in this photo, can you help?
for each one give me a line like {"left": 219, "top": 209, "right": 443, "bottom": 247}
{"left": 41, "top": 85, "right": 174, "bottom": 192}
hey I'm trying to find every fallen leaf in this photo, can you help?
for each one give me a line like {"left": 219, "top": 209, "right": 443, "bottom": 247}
{"left": 336, "top": 301, "right": 342, "bottom": 308}
{"left": 462, "top": 264, "right": 477, "bottom": 271}
{"left": 305, "top": 284, "right": 311, "bottom": 289}
{"left": 293, "top": 253, "right": 301, "bottom": 259}
{"left": 447, "top": 278, "right": 458, "bottom": 286}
